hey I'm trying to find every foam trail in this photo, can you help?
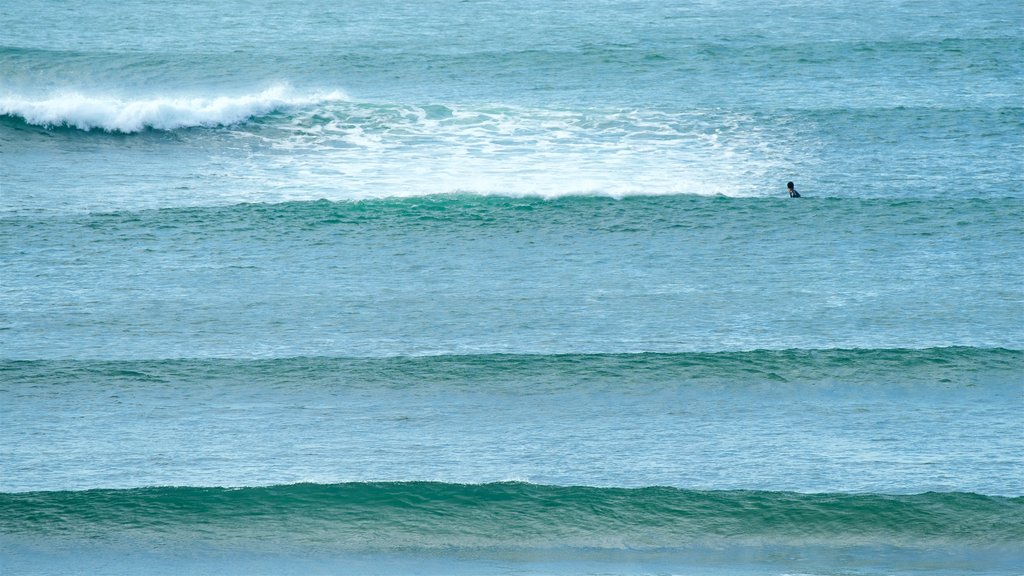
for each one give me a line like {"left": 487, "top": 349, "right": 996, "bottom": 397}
{"left": 0, "top": 84, "right": 349, "bottom": 132}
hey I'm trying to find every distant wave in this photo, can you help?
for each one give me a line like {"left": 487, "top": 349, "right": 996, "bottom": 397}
{"left": 0, "top": 84, "right": 349, "bottom": 132}
{"left": 4, "top": 347, "right": 1020, "bottom": 388}
{"left": 2, "top": 482, "right": 1020, "bottom": 549}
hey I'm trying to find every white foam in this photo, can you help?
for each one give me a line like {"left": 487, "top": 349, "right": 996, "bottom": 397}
{"left": 4, "top": 96, "right": 812, "bottom": 212}
{"left": 0, "top": 84, "right": 349, "bottom": 133}
{"left": 245, "top": 103, "right": 788, "bottom": 200}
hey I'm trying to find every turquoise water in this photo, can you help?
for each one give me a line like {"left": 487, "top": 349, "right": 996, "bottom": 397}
{"left": 2, "top": 0, "right": 1023, "bottom": 574}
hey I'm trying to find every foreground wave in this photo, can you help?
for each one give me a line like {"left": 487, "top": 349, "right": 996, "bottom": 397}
{"left": 2, "top": 482, "right": 1021, "bottom": 550}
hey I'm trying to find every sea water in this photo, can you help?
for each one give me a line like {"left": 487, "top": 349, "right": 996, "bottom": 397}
{"left": 1, "top": 1, "right": 1022, "bottom": 574}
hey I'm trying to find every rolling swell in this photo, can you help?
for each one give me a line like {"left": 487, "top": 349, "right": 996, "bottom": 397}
{"left": 2, "top": 482, "right": 1020, "bottom": 550}
{"left": 6, "top": 191, "right": 1021, "bottom": 225}
{"left": 3, "top": 348, "right": 1021, "bottom": 389}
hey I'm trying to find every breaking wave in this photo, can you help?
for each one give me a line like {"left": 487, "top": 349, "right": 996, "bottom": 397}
{"left": 0, "top": 84, "right": 349, "bottom": 132}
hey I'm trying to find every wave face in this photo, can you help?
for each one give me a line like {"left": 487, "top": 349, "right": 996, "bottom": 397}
{"left": 4, "top": 483, "right": 1021, "bottom": 575}
{"left": 2, "top": 482, "right": 1021, "bottom": 549}
{"left": 4, "top": 347, "right": 1020, "bottom": 389}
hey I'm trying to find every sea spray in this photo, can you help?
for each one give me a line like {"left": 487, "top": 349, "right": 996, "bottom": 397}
{"left": 0, "top": 84, "right": 349, "bottom": 132}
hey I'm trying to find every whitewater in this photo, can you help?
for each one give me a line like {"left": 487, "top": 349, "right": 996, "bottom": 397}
{"left": 0, "top": 84, "right": 350, "bottom": 132}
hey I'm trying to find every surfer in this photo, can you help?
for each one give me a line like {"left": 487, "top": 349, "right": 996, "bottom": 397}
{"left": 787, "top": 181, "right": 801, "bottom": 198}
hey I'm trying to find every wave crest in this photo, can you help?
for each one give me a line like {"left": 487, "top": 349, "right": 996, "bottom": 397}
{"left": 2, "top": 482, "right": 1020, "bottom": 548}
{"left": 0, "top": 84, "right": 349, "bottom": 132}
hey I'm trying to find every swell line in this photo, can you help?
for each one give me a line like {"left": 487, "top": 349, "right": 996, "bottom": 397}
{"left": 3, "top": 347, "right": 1020, "bottom": 388}
{"left": 2, "top": 482, "right": 1020, "bottom": 549}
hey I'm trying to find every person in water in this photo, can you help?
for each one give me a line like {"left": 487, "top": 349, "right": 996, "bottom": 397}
{"left": 787, "top": 181, "right": 801, "bottom": 197}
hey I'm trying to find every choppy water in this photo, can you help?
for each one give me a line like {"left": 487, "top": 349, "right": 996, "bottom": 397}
{"left": 2, "top": 0, "right": 1022, "bottom": 574}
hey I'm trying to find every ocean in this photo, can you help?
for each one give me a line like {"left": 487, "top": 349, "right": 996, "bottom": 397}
{"left": 1, "top": 0, "right": 1022, "bottom": 574}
